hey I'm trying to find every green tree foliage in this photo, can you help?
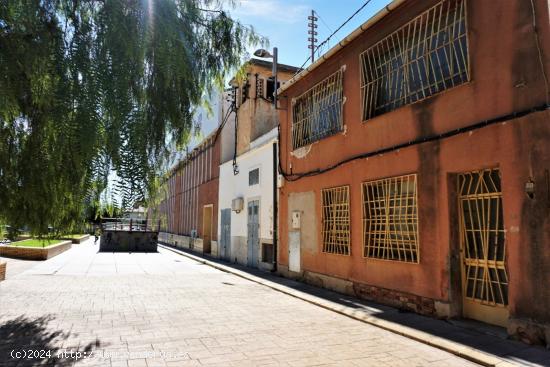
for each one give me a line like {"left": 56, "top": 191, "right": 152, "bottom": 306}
{"left": 0, "top": 0, "right": 262, "bottom": 235}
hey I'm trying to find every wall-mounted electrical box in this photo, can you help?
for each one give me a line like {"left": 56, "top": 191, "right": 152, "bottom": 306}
{"left": 231, "top": 197, "right": 244, "bottom": 213}
{"left": 291, "top": 210, "right": 301, "bottom": 230}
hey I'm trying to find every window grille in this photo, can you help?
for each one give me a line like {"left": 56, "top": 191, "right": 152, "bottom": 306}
{"left": 321, "top": 185, "right": 350, "bottom": 255}
{"left": 362, "top": 174, "right": 419, "bottom": 262}
{"left": 360, "top": 0, "right": 469, "bottom": 120}
{"left": 292, "top": 69, "right": 344, "bottom": 150}
{"left": 248, "top": 168, "right": 259, "bottom": 186}
{"left": 256, "top": 78, "right": 264, "bottom": 98}
{"left": 242, "top": 82, "right": 250, "bottom": 104}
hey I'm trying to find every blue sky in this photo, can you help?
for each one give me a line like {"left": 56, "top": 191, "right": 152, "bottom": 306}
{"left": 188, "top": 0, "right": 395, "bottom": 145}
{"left": 228, "top": 0, "right": 393, "bottom": 68}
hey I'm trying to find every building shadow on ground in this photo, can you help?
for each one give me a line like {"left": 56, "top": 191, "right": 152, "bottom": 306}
{"left": 162, "top": 244, "right": 550, "bottom": 367}
{"left": 0, "top": 315, "right": 98, "bottom": 366}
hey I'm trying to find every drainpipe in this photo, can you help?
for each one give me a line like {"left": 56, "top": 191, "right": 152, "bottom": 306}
{"left": 272, "top": 141, "right": 278, "bottom": 272}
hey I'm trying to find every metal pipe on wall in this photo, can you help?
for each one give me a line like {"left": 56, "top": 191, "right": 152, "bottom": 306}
{"left": 272, "top": 141, "right": 278, "bottom": 272}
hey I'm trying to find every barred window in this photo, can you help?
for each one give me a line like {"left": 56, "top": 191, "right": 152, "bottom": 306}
{"left": 321, "top": 185, "right": 350, "bottom": 255}
{"left": 362, "top": 174, "right": 419, "bottom": 262}
{"left": 266, "top": 78, "right": 280, "bottom": 102}
{"left": 256, "top": 78, "right": 264, "bottom": 98}
{"left": 292, "top": 69, "right": 344, "bottom": 150}
{"left": 360, "top": 0, "right": 469, "bottom": 120}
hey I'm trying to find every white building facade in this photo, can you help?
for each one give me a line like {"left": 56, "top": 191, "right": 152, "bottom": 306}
{"left": 218, "top": 128, "right": 277, "bottom": 270}
{"left": 216, "top": 59, "right": 299, "bottom": 270}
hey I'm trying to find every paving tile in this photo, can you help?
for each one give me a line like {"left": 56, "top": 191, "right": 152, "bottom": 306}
{"left": 0, "top": 242, "right": 519, "bottom": 366}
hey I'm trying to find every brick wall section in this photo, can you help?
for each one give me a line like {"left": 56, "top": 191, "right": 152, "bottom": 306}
{"left": 353, "top": 283, "right": 436, "bottom": 316}
{"left": 0, "top": 261, "right": 5, "bottom": 281}
{"left": 0, "top": 241, "right": 72, "bottom": 260}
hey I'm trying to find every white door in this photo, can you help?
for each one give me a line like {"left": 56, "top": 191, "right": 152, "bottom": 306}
{"left": 289, "top": 231, "right": 300, "bottom": 272}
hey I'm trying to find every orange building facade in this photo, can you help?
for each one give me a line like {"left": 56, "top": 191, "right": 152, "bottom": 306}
{"left": 277, "top": 0, "right": 550, "bottom": 343}
{"left": 157, "top": 131, "right": 221, "bottom": 255}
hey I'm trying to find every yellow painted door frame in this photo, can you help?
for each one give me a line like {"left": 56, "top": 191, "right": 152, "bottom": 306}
{"left": 458, "top": 168, "right": 509, "bottom": 327}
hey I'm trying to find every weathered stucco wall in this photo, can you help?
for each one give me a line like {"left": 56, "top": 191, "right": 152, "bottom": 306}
{"left": 278, "top": 0, "right": 550, "bottom": 337}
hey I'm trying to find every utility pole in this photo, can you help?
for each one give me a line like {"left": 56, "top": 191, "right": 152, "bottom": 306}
{"left": 308, "top": 10, "right": 318, "bottom": 63}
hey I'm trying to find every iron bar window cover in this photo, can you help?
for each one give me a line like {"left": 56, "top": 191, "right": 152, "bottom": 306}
{"left": 362, "top": 174, "right": 419, "bottom": 262}
{"left": 321, "top": 185, "right": 351, "bottom": 255}
{"left": 292, "top": 69, "right": 344, "bottom": 150}
{"left": 256, "top": 78, "right": 264, "bottom": 98}
{"left": 360, "top": 0, "right": 469, "bottom": 120}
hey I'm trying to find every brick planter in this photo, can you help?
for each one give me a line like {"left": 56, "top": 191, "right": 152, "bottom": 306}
{"left": 62, "top": 234, "right": 90, "bottom": 244}
{"left": 0, "top": 240, "right": 72, "bottom": 260}
{"left": 0, "top": 261, "right": 5, "bottom": 281}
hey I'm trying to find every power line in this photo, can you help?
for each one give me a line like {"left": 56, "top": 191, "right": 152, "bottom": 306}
{"left": 280, "top": 103, "right": 550, "bottom": 182}
{"left": 296, "top": 0, "right": 374, "bottom": 74}
{"left": 314, "top": 10, "right": 333, "bottom": 55}
{"left": 315, "top": 10, "right": 333, "bottom": 32}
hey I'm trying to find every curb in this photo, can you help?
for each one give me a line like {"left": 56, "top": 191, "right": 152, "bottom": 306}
{"left": 159, "top": 244, "right": 516, "bottom": 367}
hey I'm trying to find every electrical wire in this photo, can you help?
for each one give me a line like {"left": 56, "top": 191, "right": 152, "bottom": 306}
{"left": 232, "top": 100, "right": 240, "bottom": 175}
{"left": 296, "top": 0, "right": 374, "bottom": 74}
{"left": 314, "top": 9, "right": 333, "bottom": 54}
{"left": 315, "top": 10, "right": 333, "bottom": 33}
{"left": 529, "top": 0, "right": 549, "bottom": 105}
{"left": 280, "top": 1, "right": 550, "bottom": 182}
{"left": 279, "top": 103, "right": 550, "bottom": 182}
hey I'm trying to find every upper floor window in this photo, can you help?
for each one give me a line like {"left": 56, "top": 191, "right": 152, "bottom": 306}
{"left": 249, "top": 168, "right": 259, "bottom": 186}
{"left": 266, "top": 78, "right": 280, "bottom": 102}
{"left": 360, "top": 0, "right": 469, "bottom": 120}
{"left": 256, "top": 78, "right": 264, "bottom": 99}
{"left": 242, "top": 81, "right": 250, "bottom": 104}
{"left": 292, "top": 68, "right": 344, "bottom": 150}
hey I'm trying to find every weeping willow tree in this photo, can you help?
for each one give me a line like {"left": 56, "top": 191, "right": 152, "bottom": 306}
{"left": 0, "top": 0, "right": 263, "bottom": 236}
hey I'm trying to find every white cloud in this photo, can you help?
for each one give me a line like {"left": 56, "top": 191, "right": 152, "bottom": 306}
{"left": 232, "top": 0, "right": 309, "bottom": 24}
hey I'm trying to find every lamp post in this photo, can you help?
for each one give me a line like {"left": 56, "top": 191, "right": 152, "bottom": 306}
{"left": 253, "top": 47, "right": 278, "bottom": 272}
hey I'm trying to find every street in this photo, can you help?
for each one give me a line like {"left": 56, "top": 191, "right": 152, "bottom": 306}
{"left": 0, "top": 240, "right": 479, "bottom": 367}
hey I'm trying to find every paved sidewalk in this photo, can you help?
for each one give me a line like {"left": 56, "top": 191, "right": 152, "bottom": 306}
{"left": 0, "top": 241, "right": 482, "bottom": 367}
{"left": 159, "top": 244, "right": 550, "bottom": 367}
{"left": 0, "top": 256, "right": 41, "bottom": 279}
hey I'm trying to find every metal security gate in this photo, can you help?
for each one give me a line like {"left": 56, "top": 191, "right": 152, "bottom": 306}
{"left": 458, "top": 168, "right": 509, "bottom": 327}
{"left": 247, "top": 200, "right": 260, "bottom": 268}
{"left": 220, "top": 209, "right": 231, "bottom": 261}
